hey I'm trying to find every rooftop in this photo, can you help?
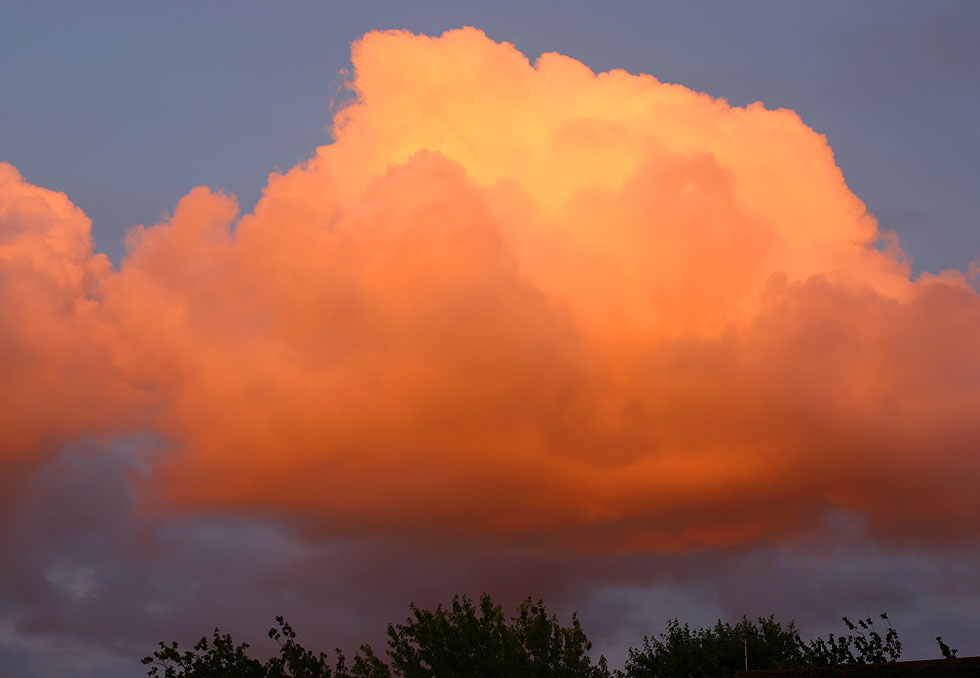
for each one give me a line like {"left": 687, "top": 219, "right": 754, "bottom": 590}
{"left": 737, "top": 657, "right": 980, "bottom": 677}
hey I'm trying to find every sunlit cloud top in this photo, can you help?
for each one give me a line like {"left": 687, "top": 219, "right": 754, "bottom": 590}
{"left": 2, "top": 27, "right": 979, "bottom": 554}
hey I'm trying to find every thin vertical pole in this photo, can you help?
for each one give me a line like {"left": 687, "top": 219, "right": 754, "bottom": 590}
{"left": 744, "top": 637, "right": 748, "bottom": 672}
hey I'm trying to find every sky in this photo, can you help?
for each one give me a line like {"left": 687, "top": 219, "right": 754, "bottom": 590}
{"left": 1, "top": 2, "right": 979, "bottom": 676}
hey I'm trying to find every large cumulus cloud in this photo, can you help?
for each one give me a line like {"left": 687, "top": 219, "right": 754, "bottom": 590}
{"left": 2, "top": 27, "right": 979, "bottom": 555}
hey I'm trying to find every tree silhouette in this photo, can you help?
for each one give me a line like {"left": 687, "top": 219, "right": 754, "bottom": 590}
{"left": 624, "top": 613, "right": 904, "bottom": 677}
{"left": 145, "top": 597, "right": 962, "bottom": 678}
{"left": 141, "top": 616, "right": 386, "bottom": 678}
{"left": 386, "top": 594, "right": 611, "bottom": 678}
{"left": 936, "top": 636, "right": 958, "bottom": 659}
{"left": 143, "top": 596, "right": 610, "bottom": 678}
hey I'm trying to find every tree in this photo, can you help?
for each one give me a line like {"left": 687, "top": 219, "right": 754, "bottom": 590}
{"left": 144, "top": 596, "right": 611, "bottom": 678}
{"left": 624, "top": 613, "right": 903, "bottom": 678}
{"left": 145, "top": 600, "right": 935, "bottom": 678}
{"left": 141, "top": 616, "right": 387, "bottom": 678}
{"left": 936, "top": 636, "right": 958, "bottom": 659}
{"left": 624, "top": 616, "right": 809, "bottom": 678}
{"left": 386, "top": 594, "right": 611, "bottom": 678}
{"left": 803, "top": 614, "right": 901, "bottom": 666}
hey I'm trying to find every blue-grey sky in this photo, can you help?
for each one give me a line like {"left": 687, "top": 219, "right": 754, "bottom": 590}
{"left": 2, "top": 3, "right": 979, "bottom": 677}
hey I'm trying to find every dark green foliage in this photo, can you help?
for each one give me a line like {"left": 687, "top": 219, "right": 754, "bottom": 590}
{"left": 386, "top": 594, "right": 611, "bottom": 678}
{"left": 803, "top": 614, "right": 901, "bottom": 666}
{"left": 141, "top": 616, "right": 387, "bottom": 678}
{"left": 624, "top": 616, "right": 808, "bottom": 678}
{"left": 624, "top": 613, "right": 904, "bottom": 678}
{"left": 142, "top": 628, "right": 263, "bottom": 678}
{"left": 146, "top": 597, "right": 961, "bottom": 678}
{"left": 143, "top": 596, "right": 609, "bottom": 678}
{"left": 936, "top": 636, "right": 958, "bottom": 659}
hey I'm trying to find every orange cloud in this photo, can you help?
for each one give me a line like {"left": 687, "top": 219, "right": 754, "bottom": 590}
{"left": 0, "top": 164, "right": 146, "bottom": 505}
{"left": 2, "top": 28, "right": 978, "bottom": 551}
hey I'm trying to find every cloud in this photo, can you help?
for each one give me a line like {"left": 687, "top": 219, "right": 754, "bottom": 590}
{"left": 2, "top": 27, "right": 979, "bottom": 555}
{"left": 3, "top": 445, "right": 977, "bottom": 674}
{"left": 0, "top": 165, "right": 146, "bottom": 511}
